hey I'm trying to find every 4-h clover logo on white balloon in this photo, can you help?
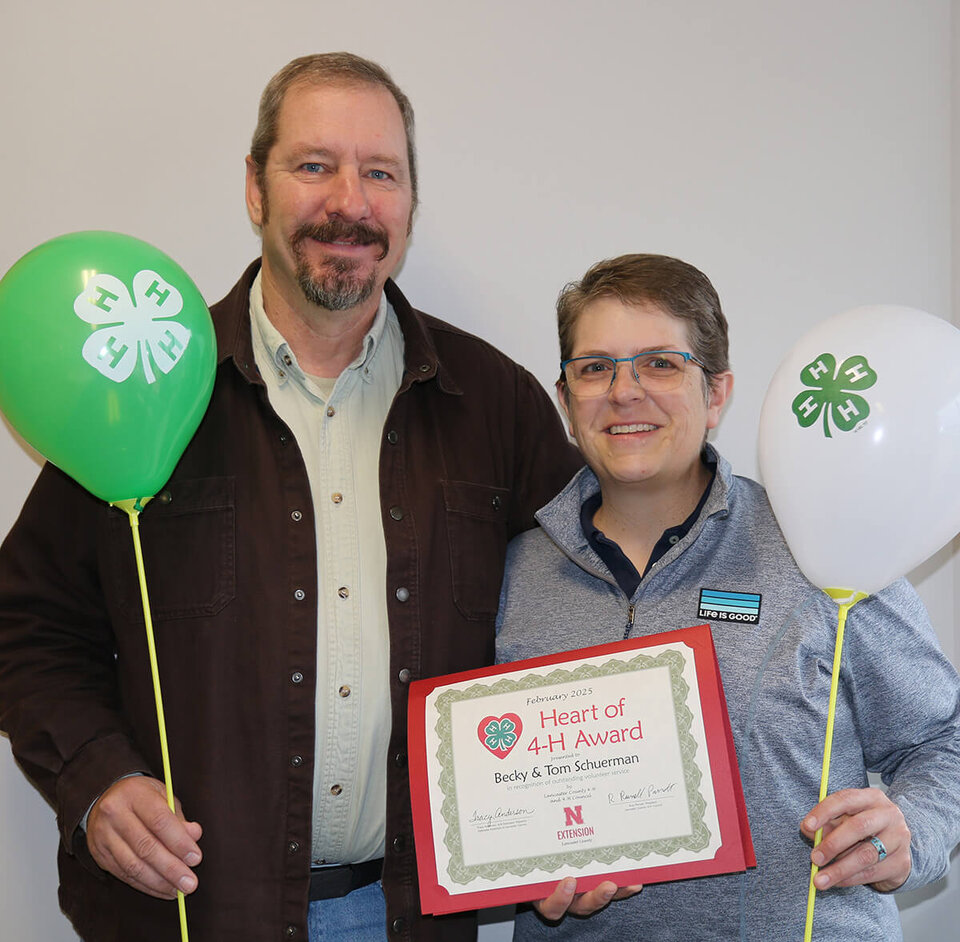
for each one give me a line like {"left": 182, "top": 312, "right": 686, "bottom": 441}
{"left": 760, "top": 305, "right": 960, "bottom": 595}
{"left": 791, "top": 353, "right": 877, "bottom": 438}
{"left": 75, "top": 269, "right": 192, "bottom": 384}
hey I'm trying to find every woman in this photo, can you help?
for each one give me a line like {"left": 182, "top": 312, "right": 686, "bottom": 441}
{"left": 495, "top": 254, "right": 960, "bottom": 940}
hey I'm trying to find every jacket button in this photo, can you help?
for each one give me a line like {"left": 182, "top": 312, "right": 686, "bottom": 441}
{"left": 418, "top": 364, "right": 430, "bottom": 373}
{"left": 338, "top": 586, "right": 350, "bottom": 599}
{"left": 395, "top": 587, "right": 410, "bottom": 602}
{"left": 394, "top": 752, "right": 407, "bottom": 768}
{"left": 393, "top": 834, "right": 407, "bottom": 853}
{"left": 326, "top": 406, "right": 336, "bottom": 417}
{"left": 330, "top": 783, "right": 342, "bottom": 796}
{"left": 286, "top": 926, "right": 298, "bottom": 938}
{"left": 391, "top": 917, "right": 407, "bottom": 934}
{"left": 491, "top": 495, "right": 502, "bottom": 510}
{"left": 386, "top": 430, "right": 399, "bottom": 444}
{"left": 294, "top": 588, "right": 306, "bottom": 601}
{"left": 287, "top": 840, "right": 300, "bottom": 854}
{"left": 291, "top": 671, "right": 304, "bottom": 684}
{"left": 290, "top": 755, "right": 303, "bottom": 767}
{"left": 398, "top": 668, "right": 412, "bottom": 684}
{"left": 331, "top": 492, "right": 343, "bottom": 504}
{"left": 389, "top": 506, "right": 403, "bottom": 521}
{"left": 339, "top": 685, "right": 351, "bottom": 698}
{"left": 291, "top": 510, "right": 303, "bottom": 521}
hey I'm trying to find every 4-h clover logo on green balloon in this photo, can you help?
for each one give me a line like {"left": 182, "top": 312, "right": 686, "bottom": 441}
{"left": 791, "top": 353, "right": 877, "bottom": 438}
{"left": 76, "top": 269, "right": 194, "bottom": 385}
{"left": 0, "top": 231, "right": 216, "bottom": 504}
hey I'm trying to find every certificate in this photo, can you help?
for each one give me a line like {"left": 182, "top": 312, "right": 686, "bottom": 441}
{"left": 408, "top": 624, "right": 755, "bottom": 914}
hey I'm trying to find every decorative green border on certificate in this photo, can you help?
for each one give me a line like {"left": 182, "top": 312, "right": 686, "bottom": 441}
{"left": 433, "top": 650, "right": 710, "bottom": 884}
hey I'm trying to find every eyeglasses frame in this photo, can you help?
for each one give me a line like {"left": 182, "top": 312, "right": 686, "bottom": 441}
{"left": 559, "top": 349, "right": 709, "bottom": 397}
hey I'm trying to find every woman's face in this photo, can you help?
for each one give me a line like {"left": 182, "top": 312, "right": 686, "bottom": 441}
{"left": 559, "top": 297, "right": 732, "bottom": 495}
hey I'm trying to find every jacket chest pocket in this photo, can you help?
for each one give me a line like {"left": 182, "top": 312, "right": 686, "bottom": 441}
{"left": 442, "top": 480, "right": 511, "bottom": 621}
{"left": 105, "top": 477, "right": 236, "bottom": 621}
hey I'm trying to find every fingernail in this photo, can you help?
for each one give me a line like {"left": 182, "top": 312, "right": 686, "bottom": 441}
{"left": 803, "top": 816, "right": 817, "bottom": 831}
{"left": 562, "top": 878, "right": 576, "bottom": 893}
{"left": 185, "top": 851, "right": 201, "bottom": 866}
{"left": 814, "top": 872, "right": 830, "bottom": 889}
{"left": 602, "top": 887, "right": 615, "bottom": 900}
{"left": 811, "top": 850, "right": 824, "bottom": 866}
{"left": 179, "top": 874, "right": 197, "bottom": 893}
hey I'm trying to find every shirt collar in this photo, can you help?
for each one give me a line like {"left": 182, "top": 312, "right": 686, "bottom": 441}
{"left": 535, "top": 445, "right": 732, "bottom": 578}
{"left": 578, "top": 449, "right": 718, "bottom": 595}
{"left": 249, "top": 270, "right": 391, "bottom": 394}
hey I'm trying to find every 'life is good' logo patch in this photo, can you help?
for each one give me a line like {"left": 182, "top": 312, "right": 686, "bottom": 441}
{"left": 698, "top": 588, "right": 761, "bottom": 624}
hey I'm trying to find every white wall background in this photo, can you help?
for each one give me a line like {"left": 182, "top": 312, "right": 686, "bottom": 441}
{"left": 1, "top": 1, "right": 957, "bottom": 939}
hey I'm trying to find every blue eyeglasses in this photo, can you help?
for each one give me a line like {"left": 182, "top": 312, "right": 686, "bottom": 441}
{"left": 560, "top": 350, "right": 707, "bottom": 397}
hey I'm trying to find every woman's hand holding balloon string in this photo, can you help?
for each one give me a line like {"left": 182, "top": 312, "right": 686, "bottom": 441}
{"left": 802, "top": 787, "right": 911, "bottom": 893}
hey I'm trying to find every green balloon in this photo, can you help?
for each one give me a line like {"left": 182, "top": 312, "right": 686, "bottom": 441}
{"left": 0, "top": 231, "right": 217, "bottom": 504}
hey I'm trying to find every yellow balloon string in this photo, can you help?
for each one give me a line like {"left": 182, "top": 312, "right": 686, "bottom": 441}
{"left": 115, "top": 499, "right": 189, "bottom": 942}
{"left": 802, "top": 587, "right": 868, "bottom": 942}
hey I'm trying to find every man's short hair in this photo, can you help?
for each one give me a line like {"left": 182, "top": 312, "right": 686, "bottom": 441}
{"left": 249, "top": 52, "right": 418, "bottom": 212}
{"left": 556, "top": 254, "right": 730, "bottom": 387}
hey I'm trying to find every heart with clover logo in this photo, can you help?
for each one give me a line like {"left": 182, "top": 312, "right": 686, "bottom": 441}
{"left": 477, "top": 713, "right": 523, "bottom": 759}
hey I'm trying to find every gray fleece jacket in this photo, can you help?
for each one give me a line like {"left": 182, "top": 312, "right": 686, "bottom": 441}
{"left": 496, "top": 450, "right": 960, "bottom": 942}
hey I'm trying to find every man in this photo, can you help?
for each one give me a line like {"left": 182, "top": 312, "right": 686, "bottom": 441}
{"left": 0, "top": 54, "right": 581, "bottom": 941}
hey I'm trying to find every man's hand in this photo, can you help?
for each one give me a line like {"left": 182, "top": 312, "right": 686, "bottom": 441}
{"left": 533, "top": 877, "right": 642, "bottom": 921}
{"left": 86, "top": 775, "right": 203, "bottom": 899}
{"left": 802, "top": 787, "right": 911, "bottom": 893}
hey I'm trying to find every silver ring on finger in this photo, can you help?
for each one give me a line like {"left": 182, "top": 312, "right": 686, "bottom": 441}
{"left": 868, "top": 836, "right": 888, "bottom": 861}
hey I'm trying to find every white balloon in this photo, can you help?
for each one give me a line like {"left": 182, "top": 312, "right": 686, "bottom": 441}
{"left": 758, "top": 305, "right": 960, "bottom": 594}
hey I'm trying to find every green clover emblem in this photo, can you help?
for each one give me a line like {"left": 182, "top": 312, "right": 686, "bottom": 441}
{"left": 791, "top": 352, "right": 877, "bottom": 438}
{"left": 483, "top": 717, "right": 518, "bottom": 752}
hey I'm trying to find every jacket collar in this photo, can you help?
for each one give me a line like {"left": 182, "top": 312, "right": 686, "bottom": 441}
{"left": 535, "top": 445, "right": 733, "bottom": 576}
{"left": 211, "top": 259, "right": 461, "bottom": 396}
{"left": 385, "top": 279, "right": 463, "bottom": 396}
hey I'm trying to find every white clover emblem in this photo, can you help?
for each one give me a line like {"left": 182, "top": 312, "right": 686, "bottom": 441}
{"left": 74, "top": 269, "right": 192, "bottom": 384}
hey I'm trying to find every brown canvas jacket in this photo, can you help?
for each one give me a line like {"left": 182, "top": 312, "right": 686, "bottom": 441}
{"left": 0, "top": 261, "right": 582, "bottom": 941}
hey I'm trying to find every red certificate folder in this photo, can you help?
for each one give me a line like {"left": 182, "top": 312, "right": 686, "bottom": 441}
{"left": 408, "top": 624, "right": 755, "bottom": 914}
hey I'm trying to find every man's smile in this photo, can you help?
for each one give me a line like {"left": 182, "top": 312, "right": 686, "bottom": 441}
{"left": 295, "top": 219, "right": 390, "bottom": 261}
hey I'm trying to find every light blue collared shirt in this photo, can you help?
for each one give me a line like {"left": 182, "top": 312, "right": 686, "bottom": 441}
{"left": 250, "top": 272, "right": 404, "bottom": 863}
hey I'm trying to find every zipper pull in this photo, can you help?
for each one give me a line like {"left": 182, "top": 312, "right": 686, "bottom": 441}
{"left": 623, "top": 603, "right": 636, "bottom": 640}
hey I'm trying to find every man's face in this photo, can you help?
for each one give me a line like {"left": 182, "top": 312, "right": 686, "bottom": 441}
{"left": 245, "top": 81, "right": 413, "bottom": 315}
{"left": 559, "top": 297, "right": 732, "bottom": 494}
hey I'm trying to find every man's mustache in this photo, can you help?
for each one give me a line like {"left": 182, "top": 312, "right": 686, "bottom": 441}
{"left": 294, "top": 220, "right": 390, "bottom": 261}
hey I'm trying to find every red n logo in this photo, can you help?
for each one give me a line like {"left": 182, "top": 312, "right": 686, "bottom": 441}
{"left": 563, "top": 805, "right": 583, "bottom": 826}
